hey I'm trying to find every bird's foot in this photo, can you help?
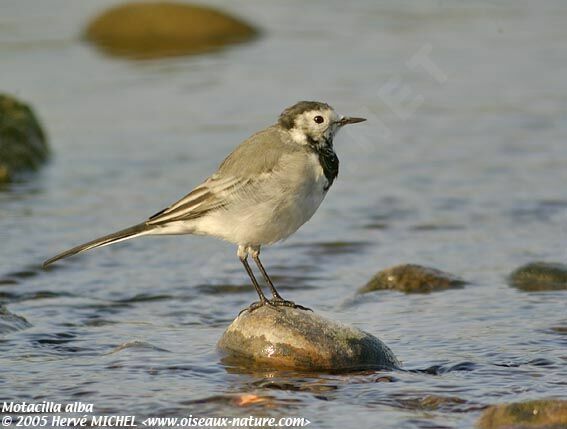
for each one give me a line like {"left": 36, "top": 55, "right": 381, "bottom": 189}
{"left": 239, "top": 299, "right": 312, "bottom": 315}
{"left": 269, "top": 298, "right": 313, "bottom": 312}
{"left": 239, "top": 299, "right": 272, "bottom": 315}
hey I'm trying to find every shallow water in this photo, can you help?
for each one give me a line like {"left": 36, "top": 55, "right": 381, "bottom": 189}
{"left": 1, "top": 1, "right": 566, "bottom": 428}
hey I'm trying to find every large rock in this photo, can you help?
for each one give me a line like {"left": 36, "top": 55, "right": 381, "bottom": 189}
{"left": 218, "top": 306, "right": 400, "bottom": 371}
{"left": 0, "top": 94, "right": 49, "bottom": 183}
{"left": 509, "top": 262, "right": 567, "bottom": 291}
{"left": 359, "top": 264, "right": 467, "bottom": 294}
{"left": 84, "top": 2, "right": 259, "bottom": 59}
{"left": 477, "top": 399, "right": 567, "bottom": 429}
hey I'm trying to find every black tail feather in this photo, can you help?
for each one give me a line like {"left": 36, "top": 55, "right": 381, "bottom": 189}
{"left": 43, "top": 223, "right": 152, "bottom": 268}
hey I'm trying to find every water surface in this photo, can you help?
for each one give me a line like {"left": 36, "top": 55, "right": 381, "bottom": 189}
{"left": 1, "top": 1, "right": 566, "bottom": 428}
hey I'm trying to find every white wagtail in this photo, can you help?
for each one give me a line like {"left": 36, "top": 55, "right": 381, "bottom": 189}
{"left": 43, "top": 101, "right": 366, "bottom": 311}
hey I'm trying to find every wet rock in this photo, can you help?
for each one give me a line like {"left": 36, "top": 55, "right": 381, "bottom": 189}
{"left": 0, "top": 306, "right": 32, "bottom": 334}
{"left": 548, "top": 326, "right": 567, "bottom": 335}
{"left": 218, "top": 306, "right": 400, "bottom": 371}
{"left": 84, "top": 2, "right": 259, "bottom": 59}
{"left": 508, "top": 262, "right": 567, "bottom": 291}
{"left": 359, "top": 264, "right": 467, "bottom": 294}
{"left": 107, "top": 340, "right": 170, "bottom": 354}
{"left": 477, "top": 399, "right": 567, "bottom": 429}
{"left": 0, "top": 94, "right": 49, "bottom": 183}
{"left": 399, "top": 395, "right": 474, "bottom": 413}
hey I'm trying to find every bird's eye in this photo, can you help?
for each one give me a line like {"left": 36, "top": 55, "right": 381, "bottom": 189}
{"left": 314, "top": 115, "right": 324, "bottom": 124}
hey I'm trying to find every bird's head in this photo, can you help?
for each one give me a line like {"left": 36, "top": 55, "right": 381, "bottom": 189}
{"left": 278, "top": 101, "right": 366, "bottom": 146}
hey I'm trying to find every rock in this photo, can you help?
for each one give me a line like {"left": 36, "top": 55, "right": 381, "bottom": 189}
{"left": 218, "top": 306, "right": 400, "bottom": 371}
{"left": 359, "top": 264, "right": 467, "bottom": 294}
{"left": 509, "top": 262, "right": 567, "bottom": 291}
{"left": 401, "top": 394, "right": 469, "bottom": 413}
{"left": 477, "top": 399, "right": 567, "bottom": 429}
{"left": 0, "top": 94, "right": 49, "bottom": 183}
{"left": 84, "top": 2, "right": 259, "bottom": 59}
{"left": 0, "top": 306, "right": 32, "bottom": 334}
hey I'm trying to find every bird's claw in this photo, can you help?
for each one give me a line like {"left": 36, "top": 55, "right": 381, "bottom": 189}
{"left": 239, "top": 299, "right": 271, "bottom": 315}
{"left": 239, "top": 298, "right": 312, "bottom": 315}
{"left": 269, "top": 298, "right": 312, "bottom": 311}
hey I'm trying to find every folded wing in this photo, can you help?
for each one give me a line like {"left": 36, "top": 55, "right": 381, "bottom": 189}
{"left": 147, "top": 174, "right": 249, "bottom": 224}
{"left": 148, "top": 127, "right": 294, "bottom": 225}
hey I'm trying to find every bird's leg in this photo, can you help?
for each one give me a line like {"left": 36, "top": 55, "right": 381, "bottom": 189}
{"left": 250, "top": 246, "right": 312, "bottom": 312}
{"left": 249, "top": 247, "right": 283, "bottom": 300}
{"left": 238, "top": 246, "right": 271, "bottom": 313}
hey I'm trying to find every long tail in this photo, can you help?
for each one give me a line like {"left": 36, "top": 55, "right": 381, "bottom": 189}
{"left": 43, "top": 222, "right": 155, "bottom": 268}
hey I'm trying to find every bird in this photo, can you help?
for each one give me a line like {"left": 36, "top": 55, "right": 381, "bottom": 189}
{"left": 43, "top": 101, "right": 366, "bottom": 311}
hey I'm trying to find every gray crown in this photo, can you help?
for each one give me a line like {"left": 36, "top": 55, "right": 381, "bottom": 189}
{"left": 278, "top": 101, "right": 332, "bottom": 129}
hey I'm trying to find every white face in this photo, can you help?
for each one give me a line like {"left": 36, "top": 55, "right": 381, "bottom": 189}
{"left": 290, "top": 108, "right": 342, "bottom": 145}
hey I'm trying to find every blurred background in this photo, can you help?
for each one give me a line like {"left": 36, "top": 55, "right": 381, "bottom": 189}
{"left": 1, "top": 1, "right": 566, "bottom": 428}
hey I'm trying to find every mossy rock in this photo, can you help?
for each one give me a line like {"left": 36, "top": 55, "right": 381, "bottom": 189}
{"left": 477, "top": 399, "right": 567, "bottom": 429}
{"left": 218, "top": 306, "right": 400, "bottom": 372}
{"left": 359, "top": 264, "right": 467, "bottom": 294}
{"left": 509, "top": 262, "right": 567, "bottom": 291}
{"left": 84, "top": 2, "right": 259, "bottom": 59}
{"left": 0, "top": 94, "right": 49, "bottom": 183}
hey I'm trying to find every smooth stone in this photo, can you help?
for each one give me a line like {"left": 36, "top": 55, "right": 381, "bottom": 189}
{"left": 477, "top": 399, "right": 567, "bottom": 429}
{"left": 218, "top": 306, "right": 400, "bottom": 371}
{"left": 359, "top": 264, "right": 467, "bottom": 294}
{"left": 0, "top": 94, "right": 49, "bottom": 183}
{"left": 84, "top": 2, "right": 259, "bottom": 59}
{"left": 508, "top": 261, "right": 567, "bottom": 291}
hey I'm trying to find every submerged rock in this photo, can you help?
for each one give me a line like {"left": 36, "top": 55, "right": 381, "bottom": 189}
{"left": 400, "top": 394, "right": 470, "bottom": 413}
{"left": 0, "top": 94, "right": 49, "bottom": 183}
{"left": 218, "top": 306, "right": 399, "bottom": 371}
{"left": 84, "top": 2, "right": 259, "bottom": 59}
{"left": 359, "top": 264, "right": 466, "bottom": 294}
{"left": 509, "top": 262, "right": 567, "bottom": 291}
{"left": 477, "top": 399, "right": 567, "bottom": 429}
{"left": 0, "top": 306, "right": 32, "bottom": 334}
